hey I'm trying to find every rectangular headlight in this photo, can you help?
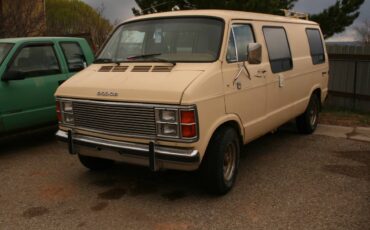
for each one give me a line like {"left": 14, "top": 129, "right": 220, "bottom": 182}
{"left": 156, "top": 109, "right": 178, "bottom": 122}
{"left": 157, "top": 123, "right": 178, "bottom": 137}
{"left": 63, "top": 113, "right": 75, "bottom": 124}
{"left": 62, "top": 101, "right": 73, "bottom": 113}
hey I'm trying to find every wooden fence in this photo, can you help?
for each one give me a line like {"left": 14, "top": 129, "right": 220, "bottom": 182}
{"left": 326, "top": 44, "right": 370, "bottom": 112}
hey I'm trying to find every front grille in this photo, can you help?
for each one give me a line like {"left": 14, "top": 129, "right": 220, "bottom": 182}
{"left": 73, "top": 101, "right": 156, "bottom": 138}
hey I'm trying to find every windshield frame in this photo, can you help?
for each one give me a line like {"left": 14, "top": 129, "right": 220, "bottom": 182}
{"left": 96, "top": 16, "right": 226, "bottom": 63}
{"left": 0, "top": 42, "right": 15, "bottom": 66}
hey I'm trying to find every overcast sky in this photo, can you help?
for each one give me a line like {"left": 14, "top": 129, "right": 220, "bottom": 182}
{"left": 82, "top": 0, "right": 370, "bottom": 41}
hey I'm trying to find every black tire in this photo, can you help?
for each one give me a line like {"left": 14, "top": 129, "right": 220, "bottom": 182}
{"left": 296, "top": 94, "right": 320, "bottom": 134}
{"left": 200, "top": 127, "right": 240, "bottom": 195}
{"left": 78, "top": 154, "right": 114, "bottom": 171}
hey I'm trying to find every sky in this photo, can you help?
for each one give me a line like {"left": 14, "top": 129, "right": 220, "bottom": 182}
{"left": 82, "top": 0, "right": 370, "bottom": 41}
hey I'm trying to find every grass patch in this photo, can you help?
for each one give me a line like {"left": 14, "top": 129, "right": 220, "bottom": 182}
{"left": 320, "top": 107, "right": 370, "bottom": 127}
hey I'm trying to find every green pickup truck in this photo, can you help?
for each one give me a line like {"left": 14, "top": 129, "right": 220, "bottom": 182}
{"left": 0, "top": 37, "right": 94, "bottom": 135}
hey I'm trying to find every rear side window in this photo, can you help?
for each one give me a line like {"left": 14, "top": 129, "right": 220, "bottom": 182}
{"left": 306, "top": 29, "right": 325, "bottom": 65}
{"left": 263, "top": 27, "right": 292, "bottom": 73}
{"left": 60, "top": 42, "right": 86, "bottom": 72}
{"left": 226, "top": 24, "right": 255, "bottom": 62}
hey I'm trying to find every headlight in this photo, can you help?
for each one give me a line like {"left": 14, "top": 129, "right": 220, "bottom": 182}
{"left": 155, "top": 106, "right": 197, "bottom": 140}
{"left": 156, "top": 109, "right": 178, "bottom": 122}
{"left": 157, "top": 123, "right": 178, "bottom": 137}
{"left": 63, "top": 113, "right": 75, "bottom": 124}
{"left": 56, "top": 99, "right": 74, "bottom": 125}
{"left": 62, "top": 101, "right": 73, "bottom": 113}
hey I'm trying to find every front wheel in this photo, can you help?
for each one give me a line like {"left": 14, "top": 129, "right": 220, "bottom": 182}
{"left": 78, "top": 154, "right": 114, "bottom": 171}
{"left": 296, "top": 94, "right": 320, "bottom": 134}
{"left": 200, "top": 127, "right": 240, "bottom": 195}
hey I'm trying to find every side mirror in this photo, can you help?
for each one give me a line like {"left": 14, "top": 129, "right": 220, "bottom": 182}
{"left": 1, "top": 70, "right": 26, "bottom": 81}
{"left": 247, "top": 43, "right": 262, "bottom": 65}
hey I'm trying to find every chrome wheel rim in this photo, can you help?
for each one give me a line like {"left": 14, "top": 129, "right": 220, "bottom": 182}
{"left": 223, "top": 142, "right": 237, "bottom": 182}
{"left": 309, "top": 102, "right": 318, "bottom": 127}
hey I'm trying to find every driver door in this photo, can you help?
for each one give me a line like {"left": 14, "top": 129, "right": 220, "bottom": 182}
{"left": 222, "top": 22, "right": 269, "bottom": 142}
{"left": 0, "top": 42, "right": 67, "bottom": 133}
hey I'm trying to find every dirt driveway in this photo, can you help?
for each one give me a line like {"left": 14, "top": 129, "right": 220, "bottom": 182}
{"left": 0, "top": 126, "right": 369, "bottom": 229}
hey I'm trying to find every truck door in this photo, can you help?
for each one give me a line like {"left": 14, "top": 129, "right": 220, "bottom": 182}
{"left": 0, "top": 42, "right": 68, "bottom": 133}
{"left": 262, "top": 26, "right": 295, "bottom": 127}
{"left": 222, "top": 22, "right": 269, "bottom": 142}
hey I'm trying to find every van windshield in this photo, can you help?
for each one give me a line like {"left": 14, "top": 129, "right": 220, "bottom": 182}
{"left": 0, "top": 43, "right": 14, "bottom": 65}
{"left": 97, "top": 17, "right": 224, "bottom": 63}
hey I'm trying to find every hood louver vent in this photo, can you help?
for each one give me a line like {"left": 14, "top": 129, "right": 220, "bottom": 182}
{"left": 112, "top": 66, "right": 128, "bottom": 72}
{"left": 152, "top": 66, "right": 174, "bottom": 72}
{"left": 132, "top": 66, "right": 152, "bottom": 72}
{"left": 98, "top": 66, "right": 114, "bottom": 72}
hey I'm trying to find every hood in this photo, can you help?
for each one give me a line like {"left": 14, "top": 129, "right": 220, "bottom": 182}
{"left": 55, "top": 64, "right": 205, "bottom": 104}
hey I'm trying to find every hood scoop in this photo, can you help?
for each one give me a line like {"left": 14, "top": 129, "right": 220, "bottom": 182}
{"left": 98, "top": 65, "right": 129, "bottom": 72}
{"left": 98, "top": 66, "right": 114, "bottom": 72}
{"left": 98, "top": 65, "right": 174, "bottom": 73}
{"left": 132, "top": 65, "right": 152, "bottom": 72}
{"left": 152, "top": 66, "right": 174, "bottom": 72}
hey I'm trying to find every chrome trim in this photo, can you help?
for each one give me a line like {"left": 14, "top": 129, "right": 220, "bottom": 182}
{"left": 56, "top": 97, "right": 196, "bottom": 110}
{"left": 56, "top": 98, "right": 199, "bottom": 143}
{"left": 56, "top": 130, "right": 199, "bottom": 159}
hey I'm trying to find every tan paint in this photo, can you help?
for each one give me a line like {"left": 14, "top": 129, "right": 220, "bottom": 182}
{"left": 56, "top": 10, "right": 329, "bottom": 170}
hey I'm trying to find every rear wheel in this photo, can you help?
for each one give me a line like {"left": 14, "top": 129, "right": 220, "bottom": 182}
{"left": 201, "top": 127, "right": 240, "bottom": 195}
{"left": 296, "top": 94, "right": 320, "bottom": 134}
{"left": 78, "top": 154, "right": 114, "bottom": 171}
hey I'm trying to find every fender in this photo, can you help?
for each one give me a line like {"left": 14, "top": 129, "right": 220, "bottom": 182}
{"left": 198, "top": 113, "right": 244, "bottom": 159}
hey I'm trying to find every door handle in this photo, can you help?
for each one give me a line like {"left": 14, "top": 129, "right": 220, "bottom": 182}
{"left": 255, "top": 69, "right": 266, "bottom": 78}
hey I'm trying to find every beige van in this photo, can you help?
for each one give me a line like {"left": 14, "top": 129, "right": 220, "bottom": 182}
{"left": 55, "top": 10, "right": 329, "bottom": 194}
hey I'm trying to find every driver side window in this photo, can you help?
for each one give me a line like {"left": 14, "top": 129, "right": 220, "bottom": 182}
{"left": 226, "top": 24, "right": 255, "bottom": 63}
{"left": 8, "top": 45, "right": 61, "bottom": 78}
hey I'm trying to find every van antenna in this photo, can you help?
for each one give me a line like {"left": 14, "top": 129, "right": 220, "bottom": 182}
{"left": 281, "top": 9, "right": 309, "bottom": 20}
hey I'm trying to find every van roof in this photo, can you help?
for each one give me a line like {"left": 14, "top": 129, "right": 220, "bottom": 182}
{"left": 125, "top": 9, "right": 318, "bottom": 25}
{"left": 0, "top": 37, "right": 86, "bottom": 44}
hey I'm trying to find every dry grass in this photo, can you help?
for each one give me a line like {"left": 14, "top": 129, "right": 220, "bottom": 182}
{"left": 320, "top": 108, "right": 370, "bottom": 127}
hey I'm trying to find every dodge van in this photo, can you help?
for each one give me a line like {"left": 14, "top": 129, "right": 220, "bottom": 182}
{"left": 55, "top": 10, "right": 329, "bottom": 194}
{"left": 0, "top": 37, "right": 94, "bottom": 135}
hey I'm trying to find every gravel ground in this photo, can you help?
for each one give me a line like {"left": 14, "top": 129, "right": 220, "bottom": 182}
{"left": 0, "top": 125, "right": 369, "bottom": 230}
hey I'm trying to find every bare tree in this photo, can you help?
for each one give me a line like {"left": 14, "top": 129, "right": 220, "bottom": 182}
{"left": 354, "top": 20, "right": 370, "bottom": 44}
{"left": 0, "top": 0, "right": 46, "bottom": 38}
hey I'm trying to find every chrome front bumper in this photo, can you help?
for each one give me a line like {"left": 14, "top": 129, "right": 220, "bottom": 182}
{"left": 56, "top": 130, "right": 200, "bottom": 171}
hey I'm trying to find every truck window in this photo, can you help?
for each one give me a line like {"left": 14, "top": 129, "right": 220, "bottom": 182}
{"left": 8, "top": 45, "right": 61, "bottom": 78}
{"left": 60, "top": 42, "right": 86, "bottom": 72}
{"left": 226, "top": 24, "right": 255, "bottom": 62}
{"left": 306, "top": 29, "right": 325, "bottom": 65}
{"left": 263, "top": 27, "right": 292, "bottom": 73}
{"left": 0, "top": 43, "right": 14, "bottom": 65}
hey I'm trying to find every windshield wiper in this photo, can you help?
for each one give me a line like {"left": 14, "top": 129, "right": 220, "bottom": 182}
{"left": 127, "top": 53, "right": 176, "bottom": 66}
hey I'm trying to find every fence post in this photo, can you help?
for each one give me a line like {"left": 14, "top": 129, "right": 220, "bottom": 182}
{"left": 353, "top": 60, "right": 358, "bottom": 111}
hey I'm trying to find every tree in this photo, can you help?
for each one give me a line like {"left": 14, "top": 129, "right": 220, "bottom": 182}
{"left": 354, "top": 20, "right": 370, "bottom": 44}
{"left": 132, "top": 0, "right": 365, "bottom": 39}
{"left": 45, "top": 0, "right": 113, "bottom": 48}
{"left": 0, "top": 0, "right": 46, "bottom": 38}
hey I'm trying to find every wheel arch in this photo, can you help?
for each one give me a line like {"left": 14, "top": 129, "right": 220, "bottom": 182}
{"left": 201, "top": 114, "right": 244, "bottom": 161}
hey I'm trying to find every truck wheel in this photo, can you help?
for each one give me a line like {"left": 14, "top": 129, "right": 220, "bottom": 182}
{"left": 201, "top": 127, "right": 240, "bottom": 195}
{"left": 78, "top": 154, "right": 114, "bottom": 171}
{"left": 296, "top": 94, "right": 320, "bottom": 134}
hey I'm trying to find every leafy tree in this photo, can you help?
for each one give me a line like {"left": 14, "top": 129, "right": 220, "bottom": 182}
{"left": 45, "top": 0, "right": 113, "bottom": 48}
{"left": 0, "top": 0, "right": 46, "bottom": 38}
{"left": 132, "top": 0, "right": 365, "bottom": 38}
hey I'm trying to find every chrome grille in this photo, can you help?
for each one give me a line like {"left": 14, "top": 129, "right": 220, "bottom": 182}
{"left": 73, "top": 101, "right": 156, "bottom": 138}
